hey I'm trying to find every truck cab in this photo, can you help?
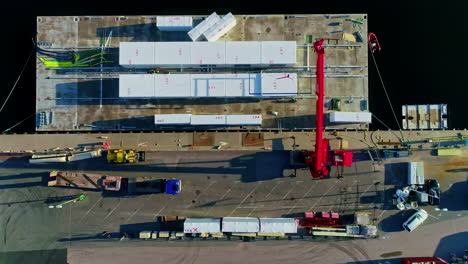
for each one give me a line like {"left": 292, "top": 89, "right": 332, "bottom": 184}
{"left": 165, "top": 179, "right": 182, "bottom": 195}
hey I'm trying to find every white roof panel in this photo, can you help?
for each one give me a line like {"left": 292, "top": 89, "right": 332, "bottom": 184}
{"left": 157, "top": 16, "right": 193, "bottom": 31}
{"left": 119, "top": 74, "right": 154, "bottom": 97}
{"left": 222, "top": 217, "right": 259, "bottom": 232}
{"left": 188, "top": 12, "right": 220, "bottom": 41}
{"left": 261, "top": 41, "right": 297, "bottom": 65}
{"left": 184, "top": 218, "right": 221, "bottom": 233}
{"left": 190, "top": 42, "right": 226, "bottom": 65}
{"left": 154, "top": 114, "right": 192, "bottom": 125}
{"left": 226, "top": 115, "right": 262, "bottom": 126}
{"left": 192, "top": 74, "right": 226, "bottom": 97}
{"left": 259, "top": 218, "right": 297, "bottom": 233}
{"left": 155, "top": 74, "right": 191, "bottom": 97}
{"left": 203, "top": 13, "right": 237, "bottom": 42}
{"left": 119, "top": 42, "right": 155, "bottom": 67}
{"left": 260, "top": 73, "right": 297, "bottom": 96}
{"left": 190, "top": 115, "right": 226, "bottom": 125}
{"left": 155, "top": 42, "right": 191, "bottom": 65}
{"left": 226, "top": 41, "right": 261, "bottom": 64}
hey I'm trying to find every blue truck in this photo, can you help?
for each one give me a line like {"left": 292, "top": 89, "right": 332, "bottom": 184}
{"left": 126, "top": 178, "right": 181, "bottom": 195}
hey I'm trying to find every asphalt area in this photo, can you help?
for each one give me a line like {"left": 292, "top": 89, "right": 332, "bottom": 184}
{"left": 0, "top": 150, "right": 466, "bottom": 263}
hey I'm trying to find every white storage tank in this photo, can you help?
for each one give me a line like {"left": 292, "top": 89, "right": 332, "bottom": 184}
{"left": 329, "top": 112, "right": 372, "bottom": 123}
{"left": 154, "top": 114, "right": 192, "bottom": 125}
{"left": 221, "top": 217, "right": 259, "bottom": 233}
{"left": 157, "top": 16, "right": 193, "bottom": 31}
{"left": 184, "top": 218, "right": 221, "bottom": 233}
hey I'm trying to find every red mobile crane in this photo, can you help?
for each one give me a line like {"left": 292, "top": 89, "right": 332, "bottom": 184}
{"left": 302, "top": 40, "right": 353, "bottom": 179}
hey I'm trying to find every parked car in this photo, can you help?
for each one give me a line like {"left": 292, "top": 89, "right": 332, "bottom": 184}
{"left": 426, "top": 180, "right": 441, "bottom": 206}
{"left": 402, "top": 209, "right": 428, "bottom": 232}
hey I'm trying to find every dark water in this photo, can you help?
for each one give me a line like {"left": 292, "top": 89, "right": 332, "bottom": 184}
{"left": 1, "top": 4, "right": 467, "bottom": 132}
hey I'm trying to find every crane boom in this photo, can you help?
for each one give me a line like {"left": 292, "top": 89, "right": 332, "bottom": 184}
{"left": 302, "top": 40, "right": 353, "bottom": 179}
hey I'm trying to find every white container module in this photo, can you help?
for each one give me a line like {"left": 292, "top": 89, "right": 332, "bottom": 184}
{"left": 119, "top": 42, "right": 155, "bottom": 68}
{"left": 192, "top": 74, "right": 226, "bottom": 97}
{"left": 408, "top": 162, "right": 425, "bottom": 185}
{"left": 260, "top": 73, "right": 297, "bottom": 96}
{"left": 119, "top": 74, "right": 155, "bottom": 97}
{"left": 155, "top": 42, "right": 191, "bottom": 66}
{"left": 155, "top": 74, "right": 191, "bottom": 97}
{"left": 221, "top": 217, "right": 259, "bottom": 233}
{"left": 226, "top": 41, "right": 261, "bottom": 65}
{"left": 188, "top": 12, "right": 220, "bottom": 41}
{"left": 190, "top": 115, "right": 226, "bottom": 125}
{"left": 261, "top": 41, "right": 297, "bottom": 65}
{"left": 190, "top": 42, "right": 226, "bottom": 65}
{"left": 154, "top": 114, "right": 192, "bottom": 125}
{"left": 226, "top": 115, "right": 262, "bottom": 126}
{"left": 203, "top": 13, "right": 237, "bottom": 42}
{"left": 259, "top": 218, "right": 297, "bottom": 233}
{"left": 157, "top": 16, "right": 193, "bottom": 31}
{"left": 329, "top": 112, "right": 372, "bottom": 123}
{"left": 184, "top": 218, "right": 221, "bottom": 233}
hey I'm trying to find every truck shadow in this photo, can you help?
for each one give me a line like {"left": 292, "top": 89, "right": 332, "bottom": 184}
{"left": 433, "top": 231, "right": 468, "bottom": 261}
{"left": 439, "top": 180, "right": 468, "bottom": 211}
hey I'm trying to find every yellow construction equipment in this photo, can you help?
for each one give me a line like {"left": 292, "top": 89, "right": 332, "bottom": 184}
{"left": 107, "top": 150, "right": 145, "bottom": 163}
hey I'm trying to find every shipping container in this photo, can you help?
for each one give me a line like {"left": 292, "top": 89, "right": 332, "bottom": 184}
{"left": 260, "top": 73, "right": 297, "bottom": 96}
{"left": 203, "top": 13, "right": 237, "bottom": 42}
{"left": 408, "top": 162, "right": 425, "bottom": 185}
{"left": 329, "top": 112, "right": 372, "bottom": 123}
{"left": 184, "top": 218, "right": 221, "bottom": 233}
{"left": 259, "top": 218, "right": 297, "bottom": 233}
{"left": 190, "top": 42, "right": 226, "bottom": 65}
{"left": 68, "top": 149, "right": 102, "bottom": 162}
{"left": 437, "top": 148, "right": 462, "bottom": 156}
{"left": 157, "top": 16, "right": 193, "bottom": 31}
{"left": 261, "top": 41, "right": 297, "bottom": 65}
{"left": 119, "top": 42, "right": 156, "bottom": 68}
{"left": 119, "top": 74, "right": 155, "bottom": 97}
{"left": 221, "top": 217, "right": 259, "bottom": 233}
{"left": 190, "top": 115, "right": 226, "bottom": 125}
{"left": 226, "top": 41, "right": 261, "bottom": 65}
{"left": 154, "top": 114, "right": 192, "bottom": 125}
{"left": 225, "top": 73, "right": 253, "bottom": 97}
{"left": 188, "top": 12, "right": 220, "bottom": 41}
{"left": 226, "top": 115, "right": 262, "bottom": 126}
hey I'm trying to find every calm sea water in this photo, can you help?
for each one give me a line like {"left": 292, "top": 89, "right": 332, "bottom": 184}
{"left": 0, "top": 5, "right": 466, "bottom": 132}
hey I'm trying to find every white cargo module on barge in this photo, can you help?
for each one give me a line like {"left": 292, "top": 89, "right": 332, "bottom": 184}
{"left": 119, "top": 73, "right": 296, "bottom": 98}
{"left": 154, "top": 114, "right": 192, "bottom": 125}
{"left": 203, "top": 12, "right": 237, "bottom": 42}
{"left": 119, "top": 41, "right": 296, "bottom": 67}
{"left": 329, "top": 112, "right": 372, "bottom": 123}
{"left": 188, "top": 12, "right": 220, "bottom": 41}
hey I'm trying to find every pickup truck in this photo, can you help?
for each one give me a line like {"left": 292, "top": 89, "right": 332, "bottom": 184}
{"left": 126, "top": 178, "right": 181, "bottom": 195}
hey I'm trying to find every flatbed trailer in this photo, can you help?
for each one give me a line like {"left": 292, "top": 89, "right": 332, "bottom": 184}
{"left": 48, "top": 171, "right": 122, "bottom": 191}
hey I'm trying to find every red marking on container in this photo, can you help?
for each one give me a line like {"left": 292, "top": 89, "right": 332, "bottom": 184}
{"left": 178, "top": 48, "right": 183, "bottom": 56}
{"left": 215, "top": 116, "right": 224, "bottom": 120}
{"left": 135, "top": 49, "right": 139, "bottom": 56}
{"left": 280, "top": 47, "right": 284, "bottom": 55}
{"left": 269, "top": 60, "right": 274, "bottom": 64}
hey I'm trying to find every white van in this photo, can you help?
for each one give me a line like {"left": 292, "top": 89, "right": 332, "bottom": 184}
{"left": 402, "top": 209, "right": 428, "bottom": 232}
